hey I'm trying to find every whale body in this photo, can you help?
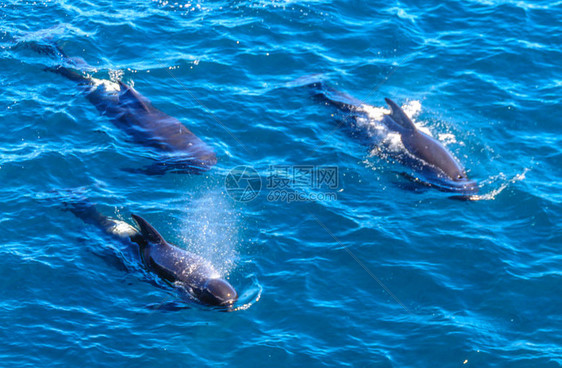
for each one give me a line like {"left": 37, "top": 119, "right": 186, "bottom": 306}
{"left": 37, "top": 43, "right": 216, "bottom": 175}
{"left": 131, "top": 214, "right": 237, "bottom": 307}
{"left": 309, "top": 81, "right": 478, "bottom": 195}
{"left": 68, "top": 201, "right": 237, "bottom": 307}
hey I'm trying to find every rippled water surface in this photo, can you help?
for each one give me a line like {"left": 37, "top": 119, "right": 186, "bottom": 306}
{"left": 1, "top": 1, "right": 561, "bottom": 367}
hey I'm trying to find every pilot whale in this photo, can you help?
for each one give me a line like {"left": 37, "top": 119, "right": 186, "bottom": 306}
{"left": 34, "top": 42, "right": 216, "bottom": 175}
{"left": 308, "top": 81, "right": 478, "bottom": 195}
{"left": 68, "top": 200, "right": 237, "bottom": 307}
{"left": 131, "top": 214, "right": 238, "bottom": 307}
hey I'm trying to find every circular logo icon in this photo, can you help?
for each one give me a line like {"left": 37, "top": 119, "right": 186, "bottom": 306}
{"left": 225, "top": 165, "right": 262, "bottom": 202}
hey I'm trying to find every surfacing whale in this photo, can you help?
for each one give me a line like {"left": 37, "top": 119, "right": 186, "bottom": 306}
{"left": 131, "top": 214, "right": 238, "bottom": 307}
{"left": 308, "top": 80, "right": 478, "bottom": 196}
{"left": 68, "top": 200, "right": 237, "bottom": 308}
{"left": 33, "top": 42, "right": 216, "bottom": 175}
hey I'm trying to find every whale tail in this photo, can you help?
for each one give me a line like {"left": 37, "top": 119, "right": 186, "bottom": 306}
{"left": 17, "top": 29, "right": 94, "bottom": 86}
{"left": 298, "top": 79, "right": 365, "bottom": 113}
{"left": 65, "top": 200, "right": 111, "bottom": 227}
{"left": 59, "top": 194, "right": 121, "bottom": 231}
{"left": 44, "top": 64, "right": 91, "bottom": 85}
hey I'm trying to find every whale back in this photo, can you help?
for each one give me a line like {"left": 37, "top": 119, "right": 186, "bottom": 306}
{"left": 131, "top": 214, "right": 166, "bottom": 245}
{"left": 384, "top": 98, "right": 417, "bottom": 133}
{"left": 383, "top": 99, "right": 474, "bottom": 189}
{"left": 403, "top": 132, "right": 466, "bottom": 179}
{"left": 36, "top": 41, "right": 218, "bottom": 175}
{"left": 385, "top": 101, "right": 467, "bottom": 181}
{"left": 113, "top": 82, "right": 218, "bottom": 170}
{"left": 131, "top": 214, "right": 212, "bottom": 280}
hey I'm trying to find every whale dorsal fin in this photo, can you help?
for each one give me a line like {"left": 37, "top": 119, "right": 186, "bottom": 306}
{"left": 385, "top": 98, "right": 417, "bottom": 132}
{"left": 118, "top": 81, "right": 152, "bottom": 113}
{"left": 131, "top": 214, "right": 166, "bottom": 244}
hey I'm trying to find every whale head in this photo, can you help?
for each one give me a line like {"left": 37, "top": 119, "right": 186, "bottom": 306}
{"left": 452, "top": 177, "right": 479, "bottom": 195}
{"left": 454, "top": 172, "right": 478, "bottom": 191}
{"left": 429, "top": 169, "right": 479, "bottom": 196}
{"left": 194, "top": 278, "right": 238, "bottom": 307}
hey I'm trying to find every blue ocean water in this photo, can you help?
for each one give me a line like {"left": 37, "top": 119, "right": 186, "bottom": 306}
{"left": 1, "top": 0, "right": 561, "bottom": 366}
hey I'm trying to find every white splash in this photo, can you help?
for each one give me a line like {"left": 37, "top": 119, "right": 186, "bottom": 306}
{"left": 439, "top": 133, "right": 457, "bottom": 145}
{"left": 383, "top": 131, "right": 406, "bottom": 152}
{"left": 361, "top": 99, "right": 429, "bottom": 134}
{"left": 360, "top": 103, "right": 388, "bottom": 121}
{"left": 402, "top": 99, "right": 422, "bottom": 119}
{"left": 90, "top": 77, "right": 120, "bottom": 92}
{"left": 107, "top": 221, "right": 138, "bottom": 239}
{"left": 108, "top": 69, "right": 124, "bottom": 82}
{"left": 468, "top": 168, "right": 530, "bottom": 201}
{"left": 358, "top": 99, "right": 440, "bottom": 153}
